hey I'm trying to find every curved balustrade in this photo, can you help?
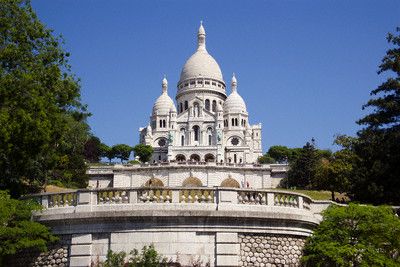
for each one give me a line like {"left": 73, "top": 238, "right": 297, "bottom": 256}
{"left": 27, "top": 187, "right": 314, "bottom": 212}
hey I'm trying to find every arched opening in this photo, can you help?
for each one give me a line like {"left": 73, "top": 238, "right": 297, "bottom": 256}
{"left": 207, "top": 127, "right": 213, "bottom": 146}
{"left": 212, "top": 100, "right": 217, "bottom": 112}
{"left": 192, "top": 125, "right": 200, "bottom": 142}
{"left": 182, "top": 177, "right": 203, "bottom": 187}
{"left": 220, "top": 178, "right": 240, "bottom": 188}
{"left": 204, "top": 154, "right": 215, "bottom": 162}
{"left": 234, "top": 154, "right": 237, "bottom": 163}
{"left": 181, "top": 135, "right": 185, "bottom": 146}
{"left": 190, "top": 154, "right": 200, "bottom": 162}
{"left": 205, "top": 99, "right": 210, "bottom": 111}
{"left": 159, "top": 120, "right": 162, "bottom": 128}
{"left": 184, "top": 101, "right": 188, "bottom": 110}
{"left": 176, "top": 154, "right": 186, "bottom": 162}
{"left": 180, "top": 103, "right": 183, "bottom": 113}
{"left": 144, "top": 178, "right": 164, "bottom": 187}
{"left": 235, "top": 118, "right": 238, "bottom": 126}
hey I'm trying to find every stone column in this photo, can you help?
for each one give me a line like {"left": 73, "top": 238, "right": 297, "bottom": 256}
{"left": 215, "top": 232, "right": 239, "bottom": 266}
{"left": 70, "top": 234, "right": 92, "bottom": 267}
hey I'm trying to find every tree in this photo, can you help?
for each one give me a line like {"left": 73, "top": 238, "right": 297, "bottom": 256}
{"left": 100, "top": 143, "right": 114, "bottom": 163}
{"left": 258, "top": 154, "right": 275, "bottom": 164}
{"left": 302, "top": 204, "right": 400, "bottom": 266}
{"left": 351, "top": 27, "right": 400, "bottom": 204}
{"left": 0, "top": 0, "right": 89, "bottom": 196}
{"left": 112, "top": 144, "right": 133, "bottom": 163}
{"left": 84, "top": 136, "right": 102, "bottom": 163}
{"left": 267, "top": 146, "right": 292, "bottom": 163}
{"left": 285, "top": 140, "right": 319, "bottom": 189}
{"left": 0, "top": 190, "right": 57, "bottom": 265}
{"left": 314, "top": 135, "right": 354, "bottom": 201}
{"left": 133, "top": 144, "right": 153, "bottom": 163}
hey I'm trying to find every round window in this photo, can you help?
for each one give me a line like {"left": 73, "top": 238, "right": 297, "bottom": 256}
{"left": 231, "top": 137, "right": 239, "bottom": 146}
{"left": 158, "top": 138, "right": 166, "bottom": 147}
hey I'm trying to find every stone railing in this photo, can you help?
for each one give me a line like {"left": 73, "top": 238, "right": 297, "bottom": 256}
{"left": 27, "top": 187, "right": 313, "bottom": 211}
{"left": 95, "top": 162, "right": 289, "bottom": 169}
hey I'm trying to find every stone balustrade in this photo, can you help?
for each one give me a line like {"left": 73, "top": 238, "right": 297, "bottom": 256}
{"left": 28, "top": 187, "right": 313, "bottom": 212}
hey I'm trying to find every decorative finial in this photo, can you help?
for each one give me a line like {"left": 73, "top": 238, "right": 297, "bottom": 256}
{"left": 231, "top": 73, "right": 237, "bottom": 92}
{"left": 197, "top": 21, "right": 206, "bottom": 51}
{"left": 162, "top": 75, "right": 168, "bottom": 93}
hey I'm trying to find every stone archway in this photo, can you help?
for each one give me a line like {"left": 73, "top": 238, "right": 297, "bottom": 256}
{"left": 176, "top": 154, "right": 186, "bottom": 162}
{"left": 182, "top": 177, "right": 203, "bottom": 187}
{"left": 220, "top": 177, "right": 240, "bottom": 188}
{"left": 204, "top": 153, "right": 215, "bottom": 162}
{"left": 144, "top": 178, "right": 164, "bottom": 187}
{"left": 190, "top": 154, "right": 200, "bottom": 162}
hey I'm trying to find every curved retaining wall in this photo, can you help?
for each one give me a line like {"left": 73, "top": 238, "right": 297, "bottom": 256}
{"left": 27, "top": 187, "right": 325, "bottom": 267}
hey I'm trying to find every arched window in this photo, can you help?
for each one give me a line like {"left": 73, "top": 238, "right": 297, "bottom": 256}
{"left": 184, "top": 101, "right": 188, "bottom": 110}
{"left": 176, "top": 154, "right": 186, "bottom": 161}
{"left": 235, "top": 118, "right": 238, "bottom": 126}
{"left": 163, "top": 120, "right": 166, "bottom": 128}
{"left": 212, "top": 100, "right": 217, "bottom": 112}
{"left": 234, "top": 154, "right": 237, "bottom": 163}
{"left": 205, "top": 99, "right": 210, "bottom": 111}
{"left": 231, "top": 118, "right": 235, "bottom": 126}
{"left": 180, "top": 103, "right": 183, "bottom": 113}
{"left": 193, "top": 125, "right": 200, "bottom": 142}
{"left": 159, "top": 120, "right": 162, "bottom": 128}
{"left": 205, "top": 154, "right": 215, "bottom": 162}
{"left": 180, "top": 128, "right": 185, "bottom": 146}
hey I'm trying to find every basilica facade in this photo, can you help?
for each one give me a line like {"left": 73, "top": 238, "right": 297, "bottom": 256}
{"left": 139, "top": 23, "right": 262, "bottom": 164}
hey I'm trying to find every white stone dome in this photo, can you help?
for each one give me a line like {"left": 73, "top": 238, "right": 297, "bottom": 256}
{"left": 153, "top": 93, "right": 176, "bottom": 115}
{"left": 180, "top": 50, "right": 223, "bottom": 82}
{"left": 224, "top": 91, "right": 247, "bottom": 113}
{"left": 179, "top": 22, "right": 224, "bottom": 83}
{"left": 153, "top": 77, "right": 176, "bottom": 115}
{"left": 224, "top": 74, "right": 247, "bottom": 113}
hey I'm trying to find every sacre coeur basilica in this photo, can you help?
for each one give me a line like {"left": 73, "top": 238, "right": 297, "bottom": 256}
{"left": 28, "top": 23, "right": 331, "bottom": 267}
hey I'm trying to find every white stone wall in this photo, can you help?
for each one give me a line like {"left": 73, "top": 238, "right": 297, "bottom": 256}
{"left": 109, "top": 231, "right": 215, "bottom": 266}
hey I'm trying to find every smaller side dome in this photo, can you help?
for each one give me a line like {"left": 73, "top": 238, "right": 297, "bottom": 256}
{"left": 223, "top": 74, "right": 247, "bottom": 113}
{"left": 153, "top": 76, "right": 176, "bottom": 115}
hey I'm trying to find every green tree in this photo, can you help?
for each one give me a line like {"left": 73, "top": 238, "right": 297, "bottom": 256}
{"left": 100, "top": 143, "right": 114, "bottom": 163}
{"left": 285, "top": 140, "right": 319, "bottom": 189}
{"left": 351, "top": 27, "right": 400, "bottom": 205}
{"left": 302, "top": 204, "right": 400, "bottom": 266}
{"left": 112, "top": 144, "right": 133, "bottom": 163}
{"left": 133, "top": 144, "right": 153, "bottom": 163}
{"left": 84, "top": 135, "right": 102, "bottom": 163}
{"left": 0, "top": 190, "right": 58, "bottom": 265}
{"left": 267, "top": 145, "right": 292, "bottom": 163}
{"left": 0, "top": 0, "right": 89, "bottom": 196}
{"left": 314, "top": 135, "right": 355, "bottom": 201}
{"left": 103, "top": 245, "right": 167, "bottom": 267}
{"left": 258, "top": 154, "right": 275, "bottom": 164}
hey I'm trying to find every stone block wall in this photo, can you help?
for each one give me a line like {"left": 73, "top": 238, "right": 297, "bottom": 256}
{"left": 238, "top": 234, "right": 306, "bottom": 267}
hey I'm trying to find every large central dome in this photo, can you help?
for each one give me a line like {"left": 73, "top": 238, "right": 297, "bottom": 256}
{"left": 178, "top": 23, "right": 224, "bottom": 86}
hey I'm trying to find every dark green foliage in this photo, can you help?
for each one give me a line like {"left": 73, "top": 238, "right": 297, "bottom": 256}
{"left": 350, "top": 27, "right": 400, "bottom": 205}
{"left": 0, "top": 190, "right": 58, "bottom": 264}
{"left": 133, "top": 144, "right": 154, "bottom": 163}
{"left": 84, "top": 136, "right": 102, "bottom": 163}
{"left": 267, "top": 146, "right": 292, "bottom": 163}
{"left": 258, "top": 154, "right": 275, "bottom": 164}
{"left": 103, "top": 245, "right": 168, "bottom": 267}
{"left": 285, "top": 140, "right": 320, "bottom": 189}
{"left": 0, "top": 0, "right": 90, "bottom": 196}
{"left": 314, "top": 135, "right": 355, "bottom": 200}
{"left": 100, "top": 143, "right": 113, "bottom": 163}
{"left": 302, "top": 204, "right": 400, "bottom": 266}
{"left": 112, "top": 144, "right": 133, "bottom": 163}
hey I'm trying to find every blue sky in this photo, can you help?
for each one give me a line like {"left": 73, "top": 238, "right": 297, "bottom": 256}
{"left": 32, "top": 0, "right": 399, "bottom": 152}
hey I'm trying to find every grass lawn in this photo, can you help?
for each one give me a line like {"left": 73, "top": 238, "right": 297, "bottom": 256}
{"left": 274, "top": 188, "right": 348, "bottom": 201}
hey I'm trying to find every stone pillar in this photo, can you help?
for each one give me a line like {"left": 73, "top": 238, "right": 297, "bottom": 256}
{"left": 70, "top": 234, "right": 92, "bottom": 267}
{"left": 215, "top": 232, "right": 239, "bottom": 266}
